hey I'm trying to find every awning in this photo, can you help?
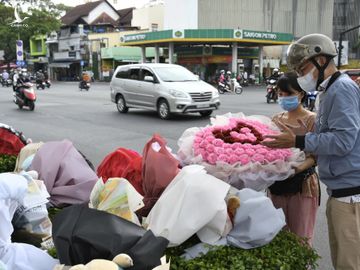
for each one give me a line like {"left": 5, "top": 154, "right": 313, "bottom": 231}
{"left": 49, "top": 62, "right": 71, "bottom": 68}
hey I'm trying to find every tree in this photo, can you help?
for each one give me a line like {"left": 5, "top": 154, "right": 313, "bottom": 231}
{"left": 0, "top": 1, "right": 63, "bottom": 65}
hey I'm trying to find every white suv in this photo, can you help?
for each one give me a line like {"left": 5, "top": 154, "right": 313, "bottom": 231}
{"left": 110, "top": 63, "right": 221, "bottom": 119}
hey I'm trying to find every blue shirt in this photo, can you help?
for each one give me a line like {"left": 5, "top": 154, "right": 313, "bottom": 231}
{"left": 305, "top": 74, "right": 360, "bottom": 190}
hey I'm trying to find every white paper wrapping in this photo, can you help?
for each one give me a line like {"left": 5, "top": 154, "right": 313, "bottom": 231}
{"left": 0, "top": 173, "right": 58, "bottom": 270}
{"left": 227, "top": 188, "right": 285, "bottom": 249}
{"left": 146, "top": 165, "right": 230, "bottom": 247}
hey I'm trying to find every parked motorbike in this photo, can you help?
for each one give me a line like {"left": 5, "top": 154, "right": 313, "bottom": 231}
{"left": 45, "top": 79, "right": 51, "bottom": 88}
{"left": 218, "top": 79, "right": 242, "bottom": 94}
{"left": 36, "top": 80, "right": 46, "bottom": 90}
{"left": 266, "top": 79, "right": 278, "bottom": 103}
{"left": 79, "top": 80, "right": 90, "bottom": 91}
{"left": 13, "top": 82, "right": 36, "bottom": 111}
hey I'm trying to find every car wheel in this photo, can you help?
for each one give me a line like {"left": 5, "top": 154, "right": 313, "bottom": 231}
{"left": 158, "top": 99, "right": 171, "bottom": 120}
{"left": 116, "top": 95, "right": 128, "bottom": 113}
{"left": 199, "top": 110, "right": 213, "bottom": 117}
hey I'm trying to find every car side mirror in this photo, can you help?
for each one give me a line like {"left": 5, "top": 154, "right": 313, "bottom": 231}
{"left": 144, "top": 76, "right": 154, "bottom": 82}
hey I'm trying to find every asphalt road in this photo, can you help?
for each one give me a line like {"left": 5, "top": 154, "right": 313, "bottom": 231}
{"left": 0, "top": 81, "right": 332, "bottom": 269}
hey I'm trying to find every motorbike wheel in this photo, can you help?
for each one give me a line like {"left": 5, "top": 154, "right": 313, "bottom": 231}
{"left": 218, "top": 87, "right": 225, "bottom": 94}
{"left": 86, "top": 87, "right": 89, "bottom": 91}
{"left": 266, "top": 96, "right": 271, "bottom": 103}
{"left": 235, "top": 87, "right": 243, "bottom": 95}
{"left": 17, "top": 103, "right": 23, "bottom": 109}
{"left": 28, "top": 101, "right": 35, "bottom": 111}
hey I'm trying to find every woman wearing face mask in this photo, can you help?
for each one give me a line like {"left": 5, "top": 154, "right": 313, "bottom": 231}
{"left": 268, "top": 72, "right": 319, "bottom": 246}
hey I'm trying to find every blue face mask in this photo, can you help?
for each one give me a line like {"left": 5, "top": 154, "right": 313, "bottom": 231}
{"left": 278, "top": 96, "right": 299, "bottom": 111}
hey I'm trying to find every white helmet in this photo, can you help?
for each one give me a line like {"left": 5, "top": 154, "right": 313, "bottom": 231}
{"left": 226, "top": 71, "right": 232, "bottom": 75}
{"left": 287, "top": 33, "right": 337, "bottom": 72}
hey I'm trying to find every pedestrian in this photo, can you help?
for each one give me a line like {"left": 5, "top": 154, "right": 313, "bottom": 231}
{"left": 262, "top": 33, "right": 360, "bottom": 270}
{"left": 268, "top": 72, "right": 319, "bottom": 246}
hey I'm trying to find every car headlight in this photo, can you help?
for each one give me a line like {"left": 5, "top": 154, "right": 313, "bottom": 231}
{"left": 169, "top": 89, "right": 189, "bottom": 98}
{"left": 212, "top": 90, "right": 219, "bottom": 98}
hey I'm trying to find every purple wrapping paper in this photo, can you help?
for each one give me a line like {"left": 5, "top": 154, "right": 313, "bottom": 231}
{"left": 31, "top": 140, "right": 97, "bottom": 206}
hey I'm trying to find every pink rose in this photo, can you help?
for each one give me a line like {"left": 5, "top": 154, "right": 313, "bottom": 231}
{"left": 238, "top": 154, "right": 250, "bottom": 165}
{"left": 232, "top": 143, "right": 242, "bottom": 150}
{"left": 245, "top": 148, "right": 256, "bottom": 156}
{"left": 224, "top": 144, "right": 232, "bottom": 149}
{"left": 229, "top": 155, "right": 239, "bottom": 164}
{"left": 193, "top": 142, "right": 200, "bottom": 150}
{"left": 230, "top": 131, "right": 239, "bottom": 138}
{"left": 252, "top": 153, "right": 265, "bottom": 163}
{"left": 194, "top": 137, "right": 202, "bottom": 143}
{"left": 206, "top": 144, "right": 215, "bottom": 153}
{"left": 240, "top": 127, "right": 251, "bottom": 134}
{"left": 273, "top": 151, "right": 285, "bottom": 161}
{"left": 215, "top": 147, "right": 225, "bottom": 155}
{"left": 257, "top": 148, "right": 269, "bottom": 155}
{"left": 207, "top": 153, "right": 217, "bottom": 165}
{"left": 213, "top": 139, "right": 224, "bottom": 147}
{"left": 265, "top": 153, "right": 277, "bottom": 162}
{"left": 205, "top": 136, "right": 215, "bottom": 143}
{"left": 238, "top": 134, "right": 247, "bottom": 141}
{"left": 225, "top": 148, "right": 234, "bottom": 155}
{"left": 218, "top": 154, "right": 229, "bottom": 163}
{"left": 199, "top": 150, "right": 207, "bottom": 159}
{"left": 242, "top": 143, "right": 252, "bottom": 150}
{"left": 199, "top": 140, "right": 208, "bottom": 148}
{"left": 235, "top": 148, "right": 244, "bottom": 155}
{"left": 196, "top": 131, "right": 204, "bottom": 138}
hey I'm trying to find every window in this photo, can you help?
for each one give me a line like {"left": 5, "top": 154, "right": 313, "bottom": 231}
{"left": 151, "top": 23, "right": 158, "bottom": 32}
{"left": 141, "top": 69, "right": 155, "bottom": 81}
{"left": 129, "top": 68, "right": 140, "bottom": 80}
{"left": 115, "top": 68, "right": 129, "bottom": 79}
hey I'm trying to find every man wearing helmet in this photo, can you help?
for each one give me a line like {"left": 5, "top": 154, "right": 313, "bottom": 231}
{"left": 263, "top": 33, "right": 360, "bottom": 270}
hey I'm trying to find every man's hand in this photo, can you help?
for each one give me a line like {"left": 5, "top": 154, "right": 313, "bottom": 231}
{"left": 262, "top": 121, "right": 296, "bottom": 148}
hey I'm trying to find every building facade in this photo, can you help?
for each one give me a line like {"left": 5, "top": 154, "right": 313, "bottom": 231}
{"left": 333, "top": 0, "right": 360, "bottom": 61}
{"left": 164, "top": 0, "right": 334, "bottom": 38}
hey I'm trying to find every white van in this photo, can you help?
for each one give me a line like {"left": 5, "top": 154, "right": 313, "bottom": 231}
{"left": 110, "top": 63, "right": 221, "bottom": 119}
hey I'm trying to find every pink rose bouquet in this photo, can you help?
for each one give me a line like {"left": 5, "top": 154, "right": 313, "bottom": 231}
{"left": 177, "top": 113, "right": 305, "bottom": 190}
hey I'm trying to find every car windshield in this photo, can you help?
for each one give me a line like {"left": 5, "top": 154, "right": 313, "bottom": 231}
{"left": 153, "top": 66, "right": 198, "bottom": 82}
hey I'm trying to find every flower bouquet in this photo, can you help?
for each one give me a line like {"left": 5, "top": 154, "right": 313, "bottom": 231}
{"left": 177, "top": 113, "right": 305, "bottom": 190}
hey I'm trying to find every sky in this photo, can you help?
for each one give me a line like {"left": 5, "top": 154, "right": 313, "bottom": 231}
{"left": 51, "top": 0, "right": 152, "bottom": 9}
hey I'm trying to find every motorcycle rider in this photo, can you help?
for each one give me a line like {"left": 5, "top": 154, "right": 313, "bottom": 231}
{"left": 1, "top": 70, "right": 9, "bottom": 84}
{"left": 225, "top": 71, "right": 232, "bottom": 90}
{"left": 268, "top": 68, "right": 281, "bottom": 81}
{"left": 15, "top": 70, "right": 30, "bottom": 97}
{"left": 12, "top": 68, "right": 21, "bottom": 92}
{"left": 219, "top": 70, "right": 225, "bottom": 84}
{"left": 79, "top": 71, "right": 90, "bottom": 89}
{"left": 36, "top": 69, "right": 45, "bottom": 85}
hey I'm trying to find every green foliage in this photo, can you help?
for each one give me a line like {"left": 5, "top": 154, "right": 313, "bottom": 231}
{"left": 47, "top": 247, "right": 58, "bottom": 258}
{"left": 166, "top": 231, "right": 320, "bottom": 270}
{"left": 0, "top": 154, "right": 17, "bottom": 173}
{"left": 0, "top": 1, "right": 62, "bottom": 64}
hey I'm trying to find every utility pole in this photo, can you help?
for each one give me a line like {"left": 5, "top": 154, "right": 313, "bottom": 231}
{"left": 338, "top": 24, "right": 360, "bottom": 68}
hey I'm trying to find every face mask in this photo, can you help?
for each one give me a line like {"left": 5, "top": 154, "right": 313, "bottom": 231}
{"left": 297, "top": 67, "right": 317, "bottom": 92}
{"left": 278, "top": 96, "right": 300, "bottom": 111}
